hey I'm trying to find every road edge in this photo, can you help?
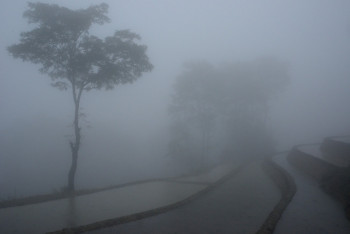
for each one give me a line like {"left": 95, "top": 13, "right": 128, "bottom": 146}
{"left": 257, "top": 154, "right": 296, "bottom": 234}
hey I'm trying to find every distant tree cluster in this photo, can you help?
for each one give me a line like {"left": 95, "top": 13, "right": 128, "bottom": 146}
{"left": 168, "top": 58, "right": 288, "bottom": 170}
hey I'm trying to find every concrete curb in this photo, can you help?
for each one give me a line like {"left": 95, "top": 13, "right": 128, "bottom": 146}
{"left": 257, "top": 156, "right": 296, "bottom": 234}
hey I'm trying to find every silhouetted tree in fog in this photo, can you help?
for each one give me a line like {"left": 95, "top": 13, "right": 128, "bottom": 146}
{"left": 169, "top": 62, "right": 219, "bottom": 168}
{"left": 220, "top": 58, "right": 288, "bottom": 158}
{"left": 8, "top": 3, "right": 153, "bottom": 192}
{"left": 169, "top": 58, "right": 288, "bottom": 170}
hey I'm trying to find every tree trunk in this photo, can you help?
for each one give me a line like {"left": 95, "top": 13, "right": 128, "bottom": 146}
{"left": 67, "top": 84, "right": 83, "bottom": 193}
{"left": 67, "top": 149, "right": 78, "bottom": 192}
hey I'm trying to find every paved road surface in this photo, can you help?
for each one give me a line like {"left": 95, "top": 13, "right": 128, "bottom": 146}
{"left": 0, "top": 164, "right": 234, "bottom": 233}
{"left": 88, "top": 162, "right": 280, "bottom": 234}
{"left": 273, "top": 154, "right": 350, "bottom": 234}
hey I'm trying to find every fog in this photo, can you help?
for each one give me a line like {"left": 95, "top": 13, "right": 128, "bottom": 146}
{"left": 1, "top": 0, "right": 350, "bottom": 200}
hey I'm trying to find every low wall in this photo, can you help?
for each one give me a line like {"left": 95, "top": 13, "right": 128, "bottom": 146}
{"left": 321, "top": 137, "right": 350, "bottom": 166}
{"left": 287, "top": 147, "right": 338, "bottom": 182}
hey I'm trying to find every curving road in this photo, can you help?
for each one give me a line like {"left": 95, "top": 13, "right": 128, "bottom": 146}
{"left": 273, "top": 153, "right": 350, "bottom": 234}
{"left": 87, "top": 162, "right": 280, "bottom": 234}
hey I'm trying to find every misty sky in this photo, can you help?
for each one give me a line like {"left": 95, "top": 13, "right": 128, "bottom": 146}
{"left": 1, "top": 0, "right": 350, "bottom": 197}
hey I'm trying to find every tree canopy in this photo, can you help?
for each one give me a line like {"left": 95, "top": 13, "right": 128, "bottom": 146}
{"left": 8, "top": 2, "right": 153, "bottom": 192}
{"left": 8, "top": 2, "right": 153, "bottom": 91}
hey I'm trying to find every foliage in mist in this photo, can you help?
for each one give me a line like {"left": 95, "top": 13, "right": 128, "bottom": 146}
{"left": 7, "top": 2, "right": 153, "bottom": 191}
{"left": 168, "top": 58, "right": 289, "bottom": 170}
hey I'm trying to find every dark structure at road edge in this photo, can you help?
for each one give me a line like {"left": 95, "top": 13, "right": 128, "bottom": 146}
{"left": 287, "top": 139, "right": 350, "bottom": 221}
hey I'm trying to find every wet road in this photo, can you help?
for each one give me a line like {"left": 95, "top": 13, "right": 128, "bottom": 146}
{"left": 0, "top": 164, "right": 234, "bottom": 233}
{"left": 273, "top": 154, "right": 350, "bottom": 234}
{"left": 88, "top": 162, "right": 280, "bottom": 234}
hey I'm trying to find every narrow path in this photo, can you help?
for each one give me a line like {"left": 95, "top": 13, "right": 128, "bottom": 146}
{"left": 273, "top": 153, "right": 350, "bottom": 234}
{"left": 87, "top": 161, "right": 280, "bottom": 234}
